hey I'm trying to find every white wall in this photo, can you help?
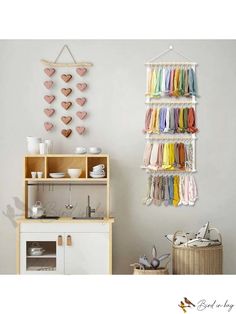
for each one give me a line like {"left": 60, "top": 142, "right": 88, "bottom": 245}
{"left": 0, "top": 40, "right": 235, "bottom": 274}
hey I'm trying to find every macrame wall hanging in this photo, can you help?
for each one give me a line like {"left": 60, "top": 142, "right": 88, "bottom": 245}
{"left": 142, "top": 46, "right": 198, "bottom": 207}
{"left": 41, "top": 45, "right": 93, "bottom": 138}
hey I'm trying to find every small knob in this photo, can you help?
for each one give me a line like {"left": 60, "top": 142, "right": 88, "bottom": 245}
{"left": 58, "top": 235, "right": 63, "bottom": 246}
{"left": 67, "top": 235, "right": 72, "bottom": 246}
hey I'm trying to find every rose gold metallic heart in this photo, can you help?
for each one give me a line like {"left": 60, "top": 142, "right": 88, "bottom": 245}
{"left": 61, "top": 88, "right": 72, "bottom": 96}
{"left": 61, "top": 129, "right": 72, "bottom": 138}
{"left": 44, "top": 108, "right": 55, "bottom": 117}
{"left": 76, "top": 68, "right": 87, "bottom": 76}
{"left": 76, "top": 127, "right": 86, "bottom": 134}
{"left": 44, "top": 95, "right": 55, "bottom": 104}
{"left": 61, "top": 74, "right": 72, "bottom": 82}
{"left": 61, "top": 101, "right": 72, "bottom": 110}
{"left": 44, "top": 80, "right": 54, "bottom": 89}
{"left": 77, "top": 83, "right": 87, "bottom": 91}
{"left": 76, "top": 97, "right": 87, "bottom": 106}
{"left": 44, "top": 122, "right": 54, "bottom": 131}
{"left": 44, "top": 68, "right": 56, "bottom": 77}
{"left": 76, "top": 111, "right": 87, "bottom": 120}
{"left": 61, "top": 116, "right": 72, "bottom": 125}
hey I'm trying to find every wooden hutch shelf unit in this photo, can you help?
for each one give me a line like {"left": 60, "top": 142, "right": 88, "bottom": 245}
{"left": 24, "top": 154, "right": 110, "bottom": 218}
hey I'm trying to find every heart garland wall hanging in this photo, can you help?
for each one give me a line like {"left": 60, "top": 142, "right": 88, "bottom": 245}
{"left": 41, "top": 45, "right": 93, "bottom": 137}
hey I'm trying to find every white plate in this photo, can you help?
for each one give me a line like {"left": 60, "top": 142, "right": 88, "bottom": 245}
{"left": 90, "top": 173, "right": 105, "bottom": 178}
{"left": 49, "top": 173, "right": 65, "bottom": 178}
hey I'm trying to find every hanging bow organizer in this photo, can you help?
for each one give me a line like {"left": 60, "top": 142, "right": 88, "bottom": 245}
{"left": 142, "top": 46, "right": 199, "bottom": 207}
{"left": 41, "top": 45, "right": 93, "bottom": 138}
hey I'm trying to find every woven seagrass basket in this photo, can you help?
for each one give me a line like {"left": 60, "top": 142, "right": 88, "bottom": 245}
{"left": 172, "top": 230, "right": 223, "bottom": 275}
{"left": 131, "top": 260, "right": 169, "bottom": 275}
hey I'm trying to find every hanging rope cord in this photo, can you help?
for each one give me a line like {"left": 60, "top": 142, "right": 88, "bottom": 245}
{"left": 146, "top": 46, "right": 195, "bottom": 64}
{"left": 54, "top": 45, "right": 77, "bottom": 64}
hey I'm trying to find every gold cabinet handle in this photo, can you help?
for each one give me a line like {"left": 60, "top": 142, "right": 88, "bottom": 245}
{"left": 58, "top": 235, "right": 63, "bottom": 246}
{"left": 67, "top": 235, "right": 72, "bottom": 246}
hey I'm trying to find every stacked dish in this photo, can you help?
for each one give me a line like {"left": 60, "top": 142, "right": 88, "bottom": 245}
{"left": 90, "top": 164, "right": 105, "bottom": 178}
{"left": 75, "top": 147, "right": 102, "bottom": 154}
{"left": 49, "top": 173, "right": 65, "bottom": 178}
{"left": 88, "top": 147, "right": 102, "bottom": 154}
{"left": 75, "top": 147, "right": 86, "bottom": 154}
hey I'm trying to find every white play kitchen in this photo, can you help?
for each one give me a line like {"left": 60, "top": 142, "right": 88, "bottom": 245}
{"left": 16, "top": 49, "right": 115, "bottom": 275}
{"left": 16, "top": 141, "right": 114, "bottom": 275}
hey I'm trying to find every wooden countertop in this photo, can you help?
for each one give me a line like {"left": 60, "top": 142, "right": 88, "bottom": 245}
{"left": 16, "top": 217, "right": 114, "bottom": 224}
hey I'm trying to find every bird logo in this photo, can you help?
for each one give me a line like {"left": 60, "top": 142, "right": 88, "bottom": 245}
{"left": 184, "top": 297, "right": 195, "bottom": 307}
{"left": 178, "top": 297, "right": 195, "bottom": 313}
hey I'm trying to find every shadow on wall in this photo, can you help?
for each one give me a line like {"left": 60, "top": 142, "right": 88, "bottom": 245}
{"left": 3, "top": 197, "right": 25, "bottom": 228}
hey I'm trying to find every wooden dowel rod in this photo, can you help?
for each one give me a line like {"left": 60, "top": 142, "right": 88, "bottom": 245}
{"left": 145, "top": 101, "right": 197, "bottom": 105}
{"left": 145, "top": 62, "right": 197, "bottom": 66}
{"left": 142, "top": 168, "right": 197, "bottom": 174}
{"left": 145, "top": 137, "right": 197, "bottom": 140}
{"left": 41, "top": 59, "right": 93, "bottom": 67}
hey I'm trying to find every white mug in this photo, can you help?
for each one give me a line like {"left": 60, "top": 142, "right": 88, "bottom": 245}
{"left": 37, "top": 172, "right": 43, "bottom": 178}
{"left": 31, "top": 171, "right": 37, "bottom": 179}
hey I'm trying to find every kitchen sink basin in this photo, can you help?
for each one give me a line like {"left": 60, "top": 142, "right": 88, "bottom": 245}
{"left": 27, "top": 216, "right": 60, "bottom": 220}
{"left": 72, "top": 217, "right": 104, "bottom": 220}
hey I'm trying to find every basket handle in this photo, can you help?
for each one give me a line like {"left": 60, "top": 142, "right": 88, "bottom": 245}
{"left": 173, "top": 230, "right": 188, "bottom": 247}
{"left": 173, "top": 228, "right": 222, "bottom": 248}
{"left": 130, "top": 263, "right": 145, "bottom": 270}
{"left": 208, "top": 227, "right": 222, "bottom": 243}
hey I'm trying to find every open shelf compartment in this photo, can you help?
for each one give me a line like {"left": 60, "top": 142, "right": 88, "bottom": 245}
{"left": 26, "top": 241, "right": 57, "bottom": 272}
{"left": 25, "top": 156, "right": 46, "bottom": 179}
{"left": 23, "top": 154, "right": 110, "bottom": 218}
{"left": 47, "top": 156, "right": 87, "bottom": 179}
{"left": 87, "top": 156, "right": 108, "bottom": 179}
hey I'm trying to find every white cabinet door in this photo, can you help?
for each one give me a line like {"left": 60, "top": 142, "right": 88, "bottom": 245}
{"left": 20, "top": 233, "right": 64, "bottom": 275}
{"left": 65, "top": 232, "right": 109, "bottom": 274}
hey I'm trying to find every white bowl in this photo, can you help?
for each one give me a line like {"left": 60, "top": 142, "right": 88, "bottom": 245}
{"left": 68, "top": 168, "right": 82, "bottom": 178}
{"left": 75, "top": 147, "right": 86, "bottom": 154}
{"left": 88, "top": 147, "right": 102, "bottom": 154}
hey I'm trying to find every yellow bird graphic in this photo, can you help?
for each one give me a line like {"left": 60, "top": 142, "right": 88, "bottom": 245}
{"left": 178, "top": 301, "right": 190, "bottom": 313}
